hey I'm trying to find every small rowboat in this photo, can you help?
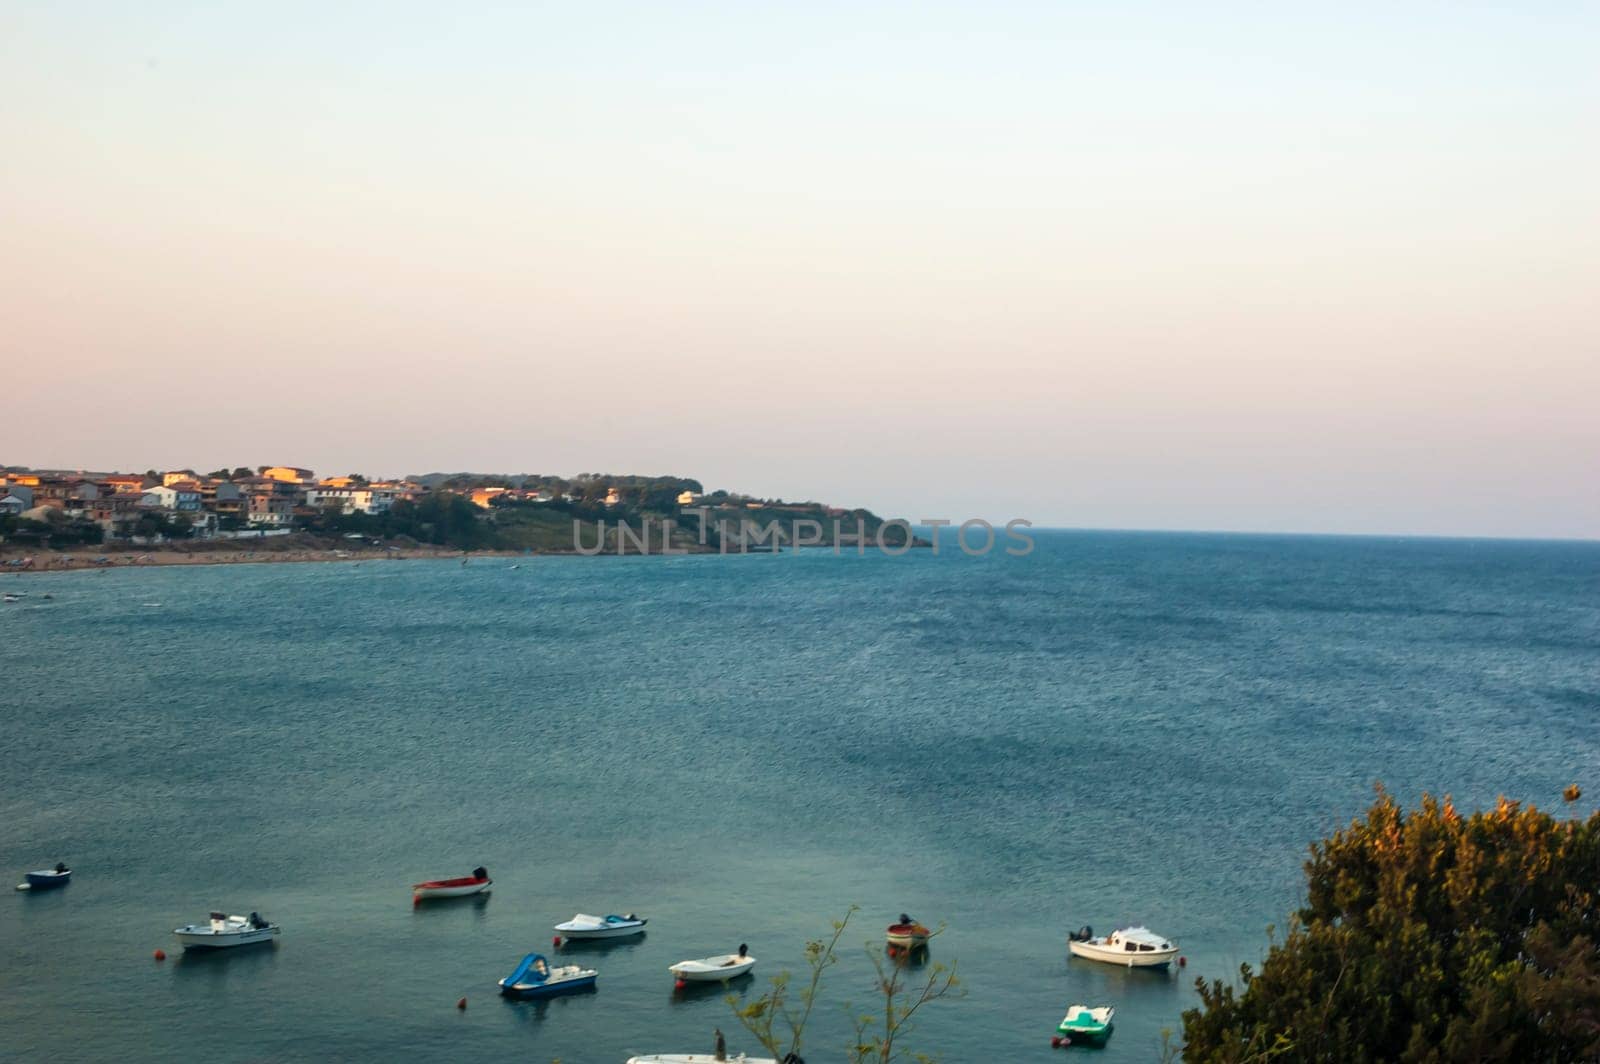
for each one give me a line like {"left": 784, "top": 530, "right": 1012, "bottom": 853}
{"left": 17, "top": 864, "right": 71, "bottom": 891}
{"left": 555, "top": 912, "right": 647, "bottom": 939}
{"left": 174, "top": 911, "right": 280, "bottom": 950}
{"left": 886, "top": 913, "right": 931, "bottom": 949}
{"left": 412, "top": 866, "right": 491, "bottom": 901}
{"left": 1057, "top": 1004, "right": 1115, "bottom": 1044}
{"left": 498, "top": 953, "right": 597, "bottom": 998}
{"left": 670, "top": 945, "right": 756, "bottom": 982}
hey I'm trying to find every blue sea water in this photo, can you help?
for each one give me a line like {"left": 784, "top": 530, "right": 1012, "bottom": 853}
{"left": 1, "top": 530, "right": 1596, "bottom": 1063}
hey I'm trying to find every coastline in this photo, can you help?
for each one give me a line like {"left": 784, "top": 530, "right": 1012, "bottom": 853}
{"left": 0, "top": 543, "right": 526, "bottom": 574}
{"left": 1, "top": 529, "right": 933, "bottom": 575}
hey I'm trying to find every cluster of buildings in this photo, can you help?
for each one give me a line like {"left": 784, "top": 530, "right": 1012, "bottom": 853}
{"left": 0, "top": 467, "right": 423, "bottom": 541}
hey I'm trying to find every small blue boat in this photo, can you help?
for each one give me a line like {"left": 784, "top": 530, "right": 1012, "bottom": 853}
{"left": 498, "top": 953, "right": 598, "bottom": 998}
{"left": 19, "top": 863, "right": 71, "bottom": 891}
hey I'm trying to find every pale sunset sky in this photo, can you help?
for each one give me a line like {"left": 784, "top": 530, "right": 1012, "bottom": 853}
{"left": 2, "top": 3, "right": 1596, "bottom": 537}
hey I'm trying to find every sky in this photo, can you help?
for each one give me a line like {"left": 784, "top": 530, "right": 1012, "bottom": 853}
{"left": 2, "top": 2, "right": 1596, "bottom": 538}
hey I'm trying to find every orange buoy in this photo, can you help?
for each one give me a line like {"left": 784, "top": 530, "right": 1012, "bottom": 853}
{"left": 1051, "top": 1035, "right": 1062, "bottom": 1048}
{"left": 674, "top": 978, "right": 687, "bottom": 990}
{"left": 153, "top": 949, "right": 166, "bottom": 961}
{"left": 456, "top": 997, "right": 467, "bottom": 1010}
{"left": 552, "top": 935, "right": 562, "bottom": 948}
{"left": 1179, "top": 955, "right": 1187, "bottom": 967}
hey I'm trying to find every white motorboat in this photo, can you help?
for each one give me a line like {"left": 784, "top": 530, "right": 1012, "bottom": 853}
{"left": 670, "top": 945, "right": 755, "bottom": 982}
{"left": 1067, "top": 925, "right": 1178, "bottom": 968}
{"left": 554, "top": 912, "right": 646, "bottom": 939}
{"left": 174, "top": 911, "right": 280, "bottom": 950}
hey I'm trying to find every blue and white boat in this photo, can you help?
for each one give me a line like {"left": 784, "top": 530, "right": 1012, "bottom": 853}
{"left": 498, "top": 953, "right": 598, "bottom": 998}
{"left": 554, "top": 912, "right": 647, "bottom": 940}
{"left": 17, "top": 863, "right": 71, "bottom": 891}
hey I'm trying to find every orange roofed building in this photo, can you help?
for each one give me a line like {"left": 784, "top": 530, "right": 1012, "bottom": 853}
{"left": 262, "top": 466, "right": 314, "bottom": 484}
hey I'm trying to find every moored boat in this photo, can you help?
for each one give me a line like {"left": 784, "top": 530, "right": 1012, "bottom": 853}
{"left": 498, "top": 952, "right": 597, "bottom": 998}
{"left": 554, "top": 912, "right": 647, "bottom": 939}
{"left": 174, "top": 911, "right": 280, "bottom": 950}
{"left": 1067, "top": 925, "right": 1178, "bottom": 968}
{"left": 1056, "top": 1003, "right": 1115, "bottom": 1045}
{"left": 412, "top": 865, "right": 491, "bottom": 901}
{"left": 17, "top": 863, "right": 71, "bottom": 891}
{"left": 670, "top": 944, "right": 756, "bottom": 982}
{"left": 886, "top": 913, "right": 931, "bottom": 949}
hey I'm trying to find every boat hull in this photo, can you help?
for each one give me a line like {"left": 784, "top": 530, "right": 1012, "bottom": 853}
{"left": 22, "top": 871, "right": 71, "bottom": 890}
{"left": 412, "top": 879, "right": 491, "bottom": 900}
{"left": 1059, "top": 1025, "right": 1113, "bottom": 1044}
{"left": 174, "top": 927, "right": 279, "bottom": 950}
{"left": 1067, "top": 940, "right": 1177, "bottom": 968}
{"left": 555, "top": 922, "right": 646, "bottom": 939}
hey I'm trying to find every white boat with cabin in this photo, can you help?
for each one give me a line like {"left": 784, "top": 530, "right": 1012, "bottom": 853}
{"left": 174, "top": 911, "right": 280, "bottom": 950}
{"left": 1067, "top": 925, "right": 1178, "bottom": 968}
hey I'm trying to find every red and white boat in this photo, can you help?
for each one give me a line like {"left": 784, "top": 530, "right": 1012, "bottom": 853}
{"left": 412, "top": 866, "right": 491, "bottom": 902}
{"left": 886, "top": 913, "right": 931, "bottom": 949}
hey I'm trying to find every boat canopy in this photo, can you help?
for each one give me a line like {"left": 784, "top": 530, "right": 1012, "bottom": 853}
{"left": 505, "top": 953, "right": 552, "bottom": 986}
{"left": 1111, "top": 926, "right": 1173, "bottom": 950}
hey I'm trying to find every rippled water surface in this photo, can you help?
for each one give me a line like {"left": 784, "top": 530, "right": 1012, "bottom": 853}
{"left": 2, "top": 531, "right": 1596, "bottom": 1062}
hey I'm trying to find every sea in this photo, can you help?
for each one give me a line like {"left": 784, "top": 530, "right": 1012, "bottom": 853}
{"left": 2, "top": 530, "right": 1596, "bottom": 1063}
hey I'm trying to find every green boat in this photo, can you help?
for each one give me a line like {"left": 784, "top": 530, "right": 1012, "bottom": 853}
{"left": 1056, "top": 1004, "right": 1115, "bottom": 1044}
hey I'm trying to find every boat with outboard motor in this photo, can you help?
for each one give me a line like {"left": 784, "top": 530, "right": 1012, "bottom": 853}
{"left": 554, "top": 912, "right": 647, "bottom": 939}
{"left": 1067, "top": 925, "right": 1178, "bottom": 968}
{"left": 670, "top": 944, "right": 756, "bottom": 983}
{"left": 498, "top": 952, "right": 597, "bottom": 998}
{"left": 412, "top": 865, "right": 491, "bottom": 901}
{"left": 174, "top": 911, "right": 280, "bottom": 950}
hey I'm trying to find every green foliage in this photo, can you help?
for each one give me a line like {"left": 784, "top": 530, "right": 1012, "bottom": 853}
{"left": 0, "top": 514, "right": 104, "bottom": 547}
{"left": 731, "top": 908, "right": 853, "bottom": 1061}
{"left": 848, "top": 937, "right": 961, "bottom": 1063}
{"left": 1183, "top": 789, "right": 1600, "bottom": 1063}
{"left": 729, "top": 908, "right": 961, "bottom": 1064}
{"left": 134, "top": 512, "right": 192, "bottom": 540}
{"left": 301, "top": 493, "right": 494, "bottom": 549}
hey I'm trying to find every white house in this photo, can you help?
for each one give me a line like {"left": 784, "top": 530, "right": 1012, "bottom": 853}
{"left": 304, "top": 486, "right": 397, "bottom": 515}
{"left": 0, "top": 494, "right": 26, "bottom": 516}
{"left": 142, "top": 485, "right": 202, "bottom": 511}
